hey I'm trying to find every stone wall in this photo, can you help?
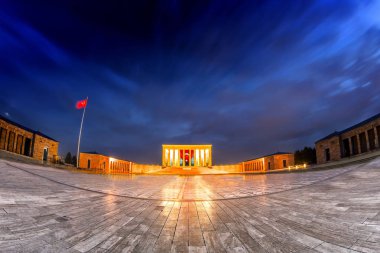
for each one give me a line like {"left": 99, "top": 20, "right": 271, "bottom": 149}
{"left": 109, "top": 157, "right": 132, "bottom": 174}
{"left": 272, "top": 154, "right": 295, "bottom": 170}
{"left": 316, "top": 135, "right": 341, "bottom": 164}
{"left": 79, "top": 153, "right": 109, "bottom": 171}
{"left": 316, "top": 115, "right": 380, "bottom": 164}
{"left": 0, "top": 119, "right": 33, "bottom": 154}
{"left": 32, "top": 134, "right": 59, "bottom": 162}
{"left": 79, "top": 152, "right": 133, "bottom": 174}
{"left": 340, "top": 118, "right": 380, "bottom": 155}
{"left": 0, "top": 118, "right": 59, "bottom": 162}
{"left": 243, "top": 153, "right": 295, "bottom": 172}
{"left": 131, "top": 163, "right": 162, "bottom": 173}
{"left": 212, "top": 164, "right": 243, "bottom": 173}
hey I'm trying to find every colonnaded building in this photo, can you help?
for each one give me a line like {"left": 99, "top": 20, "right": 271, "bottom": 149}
{"left": 242, "top": 152, "right": 295, "bottom": 172}
{"left": 80, "top": 143, "right": 295, "bottom": 174}
{"left": 79, "top": 151, "right": 133, "bottom": 173}
{"left": 316, "top": 113, "right": 380, "bottom": 164}
{"left": 162, "top": 144, "right": 212, "bottom": 167}
{"left": 0, "top": 115, "right": 59, "bottom": 162}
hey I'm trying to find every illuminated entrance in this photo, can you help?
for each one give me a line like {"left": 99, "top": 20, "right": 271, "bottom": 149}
{"left": 162, "top": 144, "right": 212, "bottom": 167}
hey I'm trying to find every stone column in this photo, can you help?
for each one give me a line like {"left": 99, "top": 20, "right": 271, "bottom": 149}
{"left": 365, "top": 131, "right": 370, "bottom": 151}
{"left": 169, "top": 149, "right": 171, "bottom": 166}
{"left": 374, "top": 127, "right": 379, "bottom": 148}
{"left": 190, "top": 149, "right": 193, "bottom": 166}
{"left": 162, "top": 147, "right": 165, "bottom": 167}
{"left": 200, "top": 148, "right": 205, "bottom": 167}
{"left": 209, "top": 148, "right": 212, "bottom": 166}
{"left": 177, "top": 148, "right": 180, "bottom": 166}
{"left": 357, "top": 134, "right": 362, "bottom": 154}
{"left": 182, "top": 149, "right": 184, "bottom": 167}
{"left": 348, "top": 137, "right": 352, "bottom": 156}
{"left": 195, "top": 149, "right": 197, "bottom": 166}
{"left": 175, "top": 148, "right": 178, "bottom": 166}
{"left": 174, "top": 149, "right": 176, "bottom": 165}
{"left": 206, "top": 149, "right": 210, "bottom": 167}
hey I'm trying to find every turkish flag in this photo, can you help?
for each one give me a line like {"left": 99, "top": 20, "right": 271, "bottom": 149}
{"left": 76, "top": 99, "right": 87, "bottom": 109}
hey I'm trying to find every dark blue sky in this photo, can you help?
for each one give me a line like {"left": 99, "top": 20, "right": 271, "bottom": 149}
{"left": 1, "top": 0, "right": 380, "bottom": 164}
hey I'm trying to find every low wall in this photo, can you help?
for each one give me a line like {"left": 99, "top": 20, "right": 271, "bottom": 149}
{"left": 311, "top": 149, "right": 380, "bottom": 170}
{"left": 213, "top": 164, "right": 243, "bottom": 173}
{"left": 132, "top": 163, "right": 162, "bottom": 173}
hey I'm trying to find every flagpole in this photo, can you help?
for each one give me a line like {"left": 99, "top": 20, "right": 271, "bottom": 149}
{"left": 76, "top": 97, "right": 88, "bottom": 168}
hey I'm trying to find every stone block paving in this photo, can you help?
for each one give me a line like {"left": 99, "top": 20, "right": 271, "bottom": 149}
{"left": 0, "top": 158, "right": 379, "bottom": 252}
{"left": 5, "top": 160, "right": 360, "bottom": 201}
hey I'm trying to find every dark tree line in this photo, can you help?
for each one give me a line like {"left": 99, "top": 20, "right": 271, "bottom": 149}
{"left": 294, "top": 147, "right": 316, "bottom": 165}
{"left": 64, "top": 152, "right": 77, "bottom": 166}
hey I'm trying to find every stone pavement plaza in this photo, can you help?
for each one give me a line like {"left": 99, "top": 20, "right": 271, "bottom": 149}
{"left": 0, "top": 159, "right": 380, "bottom": 252}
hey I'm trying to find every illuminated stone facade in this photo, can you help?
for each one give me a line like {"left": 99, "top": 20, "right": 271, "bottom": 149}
{"left": 79, "top": 152, "right": 132, "bottom": 173}
{"left": 0, "top": 115, "right": 59, "bottom": 162}
{"left": 243, "top": 152, "right": 295, "bottom": 172}
{"left": 162, "top": 144, "right": 212, "bottom": 167}
{"left": 316, "top": 113, "right": 380, "bottom": 164}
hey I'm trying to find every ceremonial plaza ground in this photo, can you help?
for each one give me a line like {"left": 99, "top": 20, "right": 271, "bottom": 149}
{"left": 0, "top": 156, "right": 380, "bottom": 253}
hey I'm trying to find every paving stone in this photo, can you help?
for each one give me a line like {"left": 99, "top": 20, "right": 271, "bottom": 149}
{"left": 0, "top": 158, "right": 379, "bottom": 252}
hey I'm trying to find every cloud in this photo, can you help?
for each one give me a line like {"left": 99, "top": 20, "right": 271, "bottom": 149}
{"left": 1, "top": 0, "right": 380, "bottom": 164}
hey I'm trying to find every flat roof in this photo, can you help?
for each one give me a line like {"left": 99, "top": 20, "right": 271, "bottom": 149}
{"left": 0, "top": 115, "right": 58, "bottom": 142}
{"left": 244, "top": 152, "right": 293, "bottom": 162}
{"left": 316, "top": 112, "right": 380, "bottom": 143}
{"left": 162, "top": 144, "right": 212, "bottom": 147}
{"left": 81, "top": 151, "right": 131, "bottom": 161}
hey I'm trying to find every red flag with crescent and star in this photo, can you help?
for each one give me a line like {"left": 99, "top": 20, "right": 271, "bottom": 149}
{"left": 76, "top": 99, "right": 87, "bottom": 109}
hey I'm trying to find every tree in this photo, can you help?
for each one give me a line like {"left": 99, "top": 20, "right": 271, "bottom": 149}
{"left": 71, "top": 155, "right": 77, "bottom": 167}
{"left": 295, "top": 147, "right": 316, "bottom": 165}
{"left": 65, "top": 152, "right": 72, "bottom": 164}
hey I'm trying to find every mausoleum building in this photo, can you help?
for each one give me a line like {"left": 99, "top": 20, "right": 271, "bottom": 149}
{"left": 162, "top": 144, "right": 212, "bottom": 167}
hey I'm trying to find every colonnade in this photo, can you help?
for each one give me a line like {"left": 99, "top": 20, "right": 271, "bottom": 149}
{"left": 341, "top": 125, "right": 380, "bottom": 157}
{"left": 162, "top": 145, "right": 212, "bottom": 167}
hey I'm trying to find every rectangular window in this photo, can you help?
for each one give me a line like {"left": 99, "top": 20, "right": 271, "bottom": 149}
{"left": 87, "top": 159, "right": 91, "bottom": 169}
{"left": 359, "top": 132, "right": 367, "bottom": 153}
{"left": 283, "top": 160, "right": 287, "bottom": 168}
{"left": 0, "top": 128, "right": 6, "bottom": 150}
{"left": 268, "top": 162, "right": 271, "bottom": 170}
{"left": 24, "top": 138, "right": 31, "bottom": 156}
{"left": 368, "top": 129, "right": 376, "bottom": 150}
{"left": 325, "top": 148, "right": 330, "bottom": 161}
{"left": 7, "top": 131, "right": 15, "bottom": 152}
{"left": 351, "top": 136, "right": 358, "bottom": 155}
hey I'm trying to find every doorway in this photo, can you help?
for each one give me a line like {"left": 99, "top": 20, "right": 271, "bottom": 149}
{"left": 342, "top": 138, "right": 350, "bottom": 157}
{"left": 325, "top": 148, "right": 330, "bottom": 161}
{"left": 43, "top": 147, "right": 48, "bottom": 161}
